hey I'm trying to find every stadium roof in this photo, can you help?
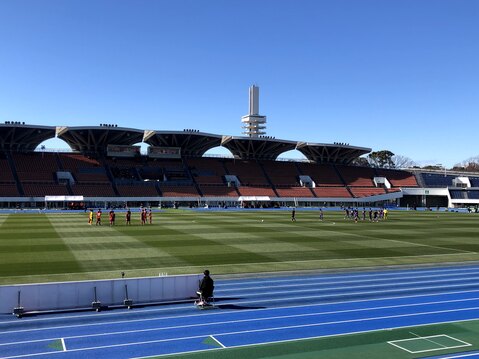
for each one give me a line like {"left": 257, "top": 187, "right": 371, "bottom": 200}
{"left": 0, "top": 123, "right": 56, "bottom": 151}
{"left": 296, "top": 142, "right": 371, "bottom": 164}
{"left": 56, "top": 126, "right": 144, "bottom": 153}
{"left": 0, "top": 123, "right": 372, "bottom": 163}
{"left": 221, "top": 136, "right": 297, "bottom": 160}
{"left": 143, "top": 130, "right": 223, "bottom": 157}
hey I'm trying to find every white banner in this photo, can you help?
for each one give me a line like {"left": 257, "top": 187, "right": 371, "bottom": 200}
{"left": 44, "top": 196, "right": 84, "bottom": 201}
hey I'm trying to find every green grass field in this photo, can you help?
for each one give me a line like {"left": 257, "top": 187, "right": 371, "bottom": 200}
{"left": 164, "top": 320, "right": 479, "bottom": 359}
{"left": 0, "top": 209, "right": 478, "bottom": 285}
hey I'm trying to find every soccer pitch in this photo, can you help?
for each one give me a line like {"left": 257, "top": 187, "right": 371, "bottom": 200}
{"left": 0, "top": 209, "right": 478, "bottom": 285}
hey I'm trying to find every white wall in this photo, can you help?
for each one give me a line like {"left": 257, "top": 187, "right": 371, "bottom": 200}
{"left": 0, "top": 274, "right": 202, "bottom": 314}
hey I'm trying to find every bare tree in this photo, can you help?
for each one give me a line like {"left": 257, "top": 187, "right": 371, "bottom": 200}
{"left": 454, "top": 156, "right": 479, "bottom": 172}
{"left": 392, "top": 155, "right": 417, "bottom": 169}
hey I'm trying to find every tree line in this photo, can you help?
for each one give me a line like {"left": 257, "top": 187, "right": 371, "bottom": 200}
{"left": 354, "top": 150, "right": 479, "bottom": 172}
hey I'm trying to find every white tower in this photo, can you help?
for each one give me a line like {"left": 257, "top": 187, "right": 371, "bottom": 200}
{"left": 241, "top": 85, "right": 267, "bottom": 137}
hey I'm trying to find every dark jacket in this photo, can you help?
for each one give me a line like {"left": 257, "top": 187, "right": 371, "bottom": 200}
{"left": 199, "top": 275, "right": 214, "bottom": 298}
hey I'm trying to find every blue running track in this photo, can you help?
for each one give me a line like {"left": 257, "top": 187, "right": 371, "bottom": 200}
{"left": 2, "top": 264, "right": 479, "bottom": 358}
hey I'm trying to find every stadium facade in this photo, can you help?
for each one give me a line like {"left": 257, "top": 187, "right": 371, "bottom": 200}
{"left": 1, "top": 122, "right": 478, "bottom": 210}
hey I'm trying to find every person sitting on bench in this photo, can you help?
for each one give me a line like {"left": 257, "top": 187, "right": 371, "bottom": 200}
{"left": 197, "top": 269, "right": 214, "bottom": 305}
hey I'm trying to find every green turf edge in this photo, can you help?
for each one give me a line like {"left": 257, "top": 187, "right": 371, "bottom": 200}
{"left": 145, "top": 319, "right": 479, "bottom": 359}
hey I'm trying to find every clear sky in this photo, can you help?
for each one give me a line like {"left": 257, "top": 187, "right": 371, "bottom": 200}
{"left": 0, "top": 0, "right": 478, "bottom": 168}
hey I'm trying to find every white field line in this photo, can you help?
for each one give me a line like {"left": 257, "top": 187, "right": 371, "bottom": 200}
{"left": 407, "top": 332, "right": 472, "bottom": 348}
{"left": 60, "top": 338, "right": 66, "bottom": 351}
{"left": 309, "top": 224, "right": 477, "bottom": 255}
{"left": 388, "top": 340, "right": 417, "bottom": 354}
{"left": 384, "top": 237, "right": 476, "bottom": 254}
{"left": 2, "top": 296, "right": 479, "bottom": 346}
{"left": 3, "top": 282, "right": 479, "bottom": 333}
{"left": 189, "top": 253, "right": 473, "bottom": 268}
{"left": 3, "top": 306, "right": 479, "bottom": 359}
{"left": 133, "top": 318, "right": 479, "bottom": 359}
{"left": 2, "top": 254, "right": 478, "bottom": 284}
{"left": 388, "top": 333, "right": 472, "bottom": 355}
{"left": 409, "top": 332, "right": 448, "bottom": 349}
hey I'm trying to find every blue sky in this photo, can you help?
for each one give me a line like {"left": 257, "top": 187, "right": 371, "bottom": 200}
{"left": 0, "top": 0, "right": 478, "bottom": 168}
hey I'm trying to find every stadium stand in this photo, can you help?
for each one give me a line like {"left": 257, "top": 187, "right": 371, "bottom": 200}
{"left": 116, "top": 183, "right": 159, "bottom": 197}
{"left": 386, "top": 188, "right": 402, "bottom": 194}
{"left": 297, "top": 163, "right": 343, "bottom": 186}
{"left": 135, "top": 158, "right": 192, "bottom": 183}
{"left": 470, "top": 177, "right": 479, "bottom": 187}
{"left": 106, "top": 157, "right": 151, "bottom": 181}
{"left": 467, "top": 191, "right": 479, "bottom": 199}
{"left": 224, "top": 160, "right": 270, "bottom": 186}
{"left": 449, "top": 190, "right": 467, "bottom": 200}
{"left": 13, "top": 152, "right": 59, "bottom": 182}
{"left": 237, "top": 186, "right": 276, "bottom": 197}
{"left": 336, "top": 165, "right": 376, "bottom": 187}
{"left": 0, "top": 184, "right": 20, "bottom": 197}
{"left": 260, "top": 160, "right": 314, "bottom": 198}
{"left": 198, "top": 185, "right": 239, "bottom": 197}
{"left": 22, "top": 183, "right": 70, "bottom": 196}
{"left": 158, "top": 184, "right": 199, "bottom": 197}
{"left": 420, "top": 173, "right": 456, "bottom": 187}
{"left": 70, "top": 183, "right": 116, "bottom": 197}
{"left": 349, "top": 187, "right": 387, "bottom": 198}
{"left": 261, "top": 160, "right": 300, "bottom": 186}
{"left": 275, "top": 187, "right": 314, "bottom": 198}
{"left": 186, "top": 157, "right": 228, "bottom": 185}
{"left": 375, "top": 169, "right": 419, "bottom": 187}
{"left": 59, "top": 153, "right": 110, "bottom": 183}
{"left": 311, "top": 187, "right": 352, "bottom": 198}
{"left": 0, "top": 154, "right": 15, "bottom": 182}
{"left": 3, "top": 123, "right": 477, "bottom": 209}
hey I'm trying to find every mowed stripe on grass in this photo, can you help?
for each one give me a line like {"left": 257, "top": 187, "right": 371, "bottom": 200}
{"left": 0, "top": 214, "right": 83, "bottom": 277}
{"left": 46, "top": 214, "right": 191, "bottom": 274}
{"left": 0, "top": 210, "right": 478, "bottom": 284}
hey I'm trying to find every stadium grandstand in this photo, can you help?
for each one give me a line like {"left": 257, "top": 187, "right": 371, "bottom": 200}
{"left": 1, "top": 122, "right": 479, "bottom": 210}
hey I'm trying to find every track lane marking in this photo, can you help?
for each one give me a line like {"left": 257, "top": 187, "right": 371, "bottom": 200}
{"left": 2, "top": 300, "right": 479, "bottom": 348}
{"left": 209, "top": 335, "right": 226, "bottom": 348}
{"left": 3, "top": 306, "right": 479, "bottom": 359}
{"left": 3, "top": 265, "right": 479, "bottom": 326}
{"left": 3, "top": 286, "right": 479, "bottom": 337}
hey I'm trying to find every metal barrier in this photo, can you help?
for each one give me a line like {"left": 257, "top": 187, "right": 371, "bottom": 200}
{"left": 0, "top": 274, "right": 202, "bottom": 314}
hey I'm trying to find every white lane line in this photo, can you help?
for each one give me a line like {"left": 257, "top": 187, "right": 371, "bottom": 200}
{"left": 434, "top": 352, "right": 479, "bottom": 359}
{"left": 218, "top": 270, "right": 479, "bottom": 291}
{"left": 3, "top": 272, "right": 479, "bottom": 330}
{"left": 2, "top": 297, "right": 479, "bottom": 347}
{"left": 3, "top": 306, "right": 479, "bottom": 359}
{"left": 218, "top": 266, "right": 479, "bottom": 288}
{"left": 61, "top": 338, "right": 66, "bottom": 351}
{"left": 217, "top": 275, "right": 479, "bottom": 293}
{"left": 3, "top": 285, "right": 479, "bottom": 337}
{"left": 209, "top": 335, "right": 226, "bottom": 348}
{"left": 3, "top": 266, "right": 479, "bottom": 326}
